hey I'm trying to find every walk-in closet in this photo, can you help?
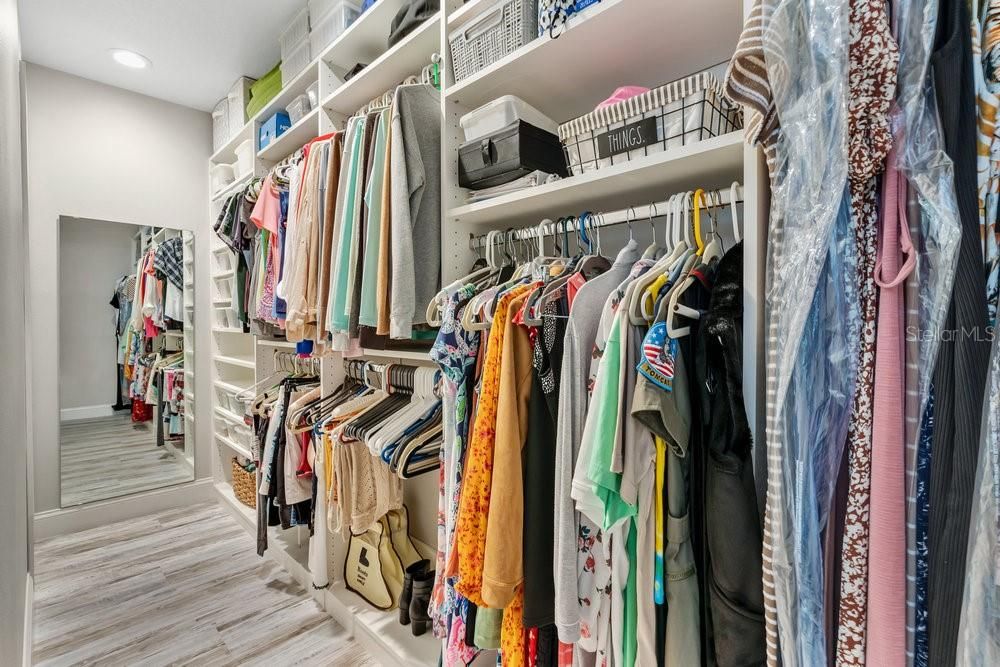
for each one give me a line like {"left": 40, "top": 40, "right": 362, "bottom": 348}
{"left": 2, "top": 0, "right": 998, "bottom": 665}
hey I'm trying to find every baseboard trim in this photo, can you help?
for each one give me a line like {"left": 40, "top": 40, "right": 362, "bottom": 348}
{"left": 22, "top": 573, "right": 32, "bottom": 667}
{"left": 33, "top": 478, "right": 215, "bottom": 539}
{"left": 59, "top": 404, "right": 114, "bottom": 422}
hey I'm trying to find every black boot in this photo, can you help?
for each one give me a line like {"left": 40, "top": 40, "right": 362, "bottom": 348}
{"left": 399, "top": 559, "right": 429, "bottom": 625}
{"left": 409, "top": 567, "right": 435, "bottom": 636}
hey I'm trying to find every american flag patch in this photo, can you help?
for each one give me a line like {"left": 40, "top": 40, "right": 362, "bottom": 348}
{"left": 637, "top": 322, "right": 677, "bottom": 391}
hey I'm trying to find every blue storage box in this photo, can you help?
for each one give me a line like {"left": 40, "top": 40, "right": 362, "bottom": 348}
{"left": 259, "top": 112, "right": 291, "bottom": 150}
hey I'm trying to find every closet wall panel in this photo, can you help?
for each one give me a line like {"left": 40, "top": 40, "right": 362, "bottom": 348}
{"left": 23, "top": 64, "right": 212, "bottom": 513}
{"left": 0, "top": 0, "right": 29, "bottom": 663}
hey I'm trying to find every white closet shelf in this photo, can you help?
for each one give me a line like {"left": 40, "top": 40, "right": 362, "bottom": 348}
{"left": 446, "top": 0, "right": 491, "bottom": 28}
{"left": 212, "top": 326, "right": 244, "bottom": 334}
{"left": 216, "top": 481, "right": 256, "bottom": 529}
{"left": 162, "top": 331, "right": 183, "bottom": 338}
{"left": 258, "top": 106, "right": 320, "bottom": 162}
{"left": 257, "top": 338, "right": 297, "bottom": 349}
{"left": 214, "top": 378, "right": 251, "bottom": 394}
{"left": 214, "top": 405, "right": 246, "bottom": 426}
{"left": 320, "top": 12, "right": 440, "bottom": 116}
{"left": 253, "top": 58, "right": 320, "bottom": 128}
{"left": 355, "top": 348, "right": 432, "bottom": 362}
{"left": 212, "top": 269, "right": 236, "bottom": 279}
{"left": 216, "top": 434, "right": 253, "bottom": 460}
{"left": 448, "top": 131, "right": 744, "bottom": 226}
{"left": 213, "top": 354, "right": 256, "bottom": 369}
{"left": 445, "top": 0, "right": 741, "bottom": 119}
{"left": 317, "top": 0, "right": 413, "bottom": 68}
{"left": 211, "top": 122, "right": 253, "bottom": 165}
{"left": 211, "top": 172, "right": 253, "bottom": 202}
{"left": 325, "top": 583, "right": 441, "bottom": 666}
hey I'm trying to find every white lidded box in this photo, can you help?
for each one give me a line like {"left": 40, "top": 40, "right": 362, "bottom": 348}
{"left": 280, "top": 38, "right": 312, "bottom": 84}
{"left": 212, "top": 97, "right": 230, "bottom": 152}
{"left": 227, "top": 76, "right": 255, "bottom": 132}
{"left": 279, "top": 7, "right": 311, "bottom": 57}
{"left": 459, "top": 95, "right": 558, "bottom": 142}
{"left": 234, "top": 139, "right": 254, "bottom": 178}
{"left": 309, "top": 0, "right": 361, "bottom": 55}
{"left": 210, "top": 163, "right": 235, "bottom": 193}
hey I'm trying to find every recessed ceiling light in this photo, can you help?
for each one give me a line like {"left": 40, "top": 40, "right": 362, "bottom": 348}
{"left": 110, "top": 49, "right": 150, "bottom": 69}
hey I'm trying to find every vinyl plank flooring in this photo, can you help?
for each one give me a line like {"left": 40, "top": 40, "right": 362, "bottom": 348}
{"left": 33, "top": 503, "right": 378, "bottom": 667}
{"left": 60, "top": 413, "right": 192, "bottom": 506}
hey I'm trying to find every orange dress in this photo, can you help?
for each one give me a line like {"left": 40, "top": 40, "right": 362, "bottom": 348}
{"left": 452, "top": 283, "right": 534, "bottom": 606}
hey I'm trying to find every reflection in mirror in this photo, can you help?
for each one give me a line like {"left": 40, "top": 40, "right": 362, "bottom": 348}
{"left": 58, "top": 217, "right": 195, "bottom": 507}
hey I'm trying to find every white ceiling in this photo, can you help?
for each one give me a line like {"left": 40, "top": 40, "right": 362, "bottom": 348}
{"left": 18, "top": 0, "right": 305, "bottom": 111}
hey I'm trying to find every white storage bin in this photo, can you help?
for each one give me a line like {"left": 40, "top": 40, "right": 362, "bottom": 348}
{"left": 227, "top": 76, "right": 255, "bottom": 132}
{"left": 234, "top": 138, "right": 254, "bottom": 178}
{"left": 210, "top": 163, "right": 235, "bottom": 193}
{"left": 460, "top": 95, "right": 557, "bottom": 141}
{"left": 213, "top": 250, "right": 234, "bottom": 275}
{"left": 280, "top": 38, "right": 312, "bottom": 84}
{"left": 309, "top": 0, "right": 361, "bottom": 55}
{"left": 285, "top": 93, "right": 312, "bottom": 124}
{"left": 217, "top": 277, "right": 233, "bottom": 301}
{"left": 307, "top": 80, "right": 320, "bottom": 108}
{"left": 449, "top": 0, "right": 538, "bottom": 82}
{"left": 230, "top": 423, "right": 255, "bottom": 451}
{"left": 227, "top": 393, "right": 246, "bottom": 416}
{"left": 212, "top": 97, "right": 230, "bottom": 152}
{"left": 279, "top": 7, "right": 311, "bottom": 57}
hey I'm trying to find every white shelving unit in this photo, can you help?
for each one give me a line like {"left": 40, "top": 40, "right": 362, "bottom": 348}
{"left": 204, "top": 1, "right": 763, "bottom": 665}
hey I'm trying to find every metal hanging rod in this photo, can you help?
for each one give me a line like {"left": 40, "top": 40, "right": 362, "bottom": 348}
{"left": 468, "top": 183, "right": 744, "bottom": 250}
{"left": 273, "top": 350, "right": 319, "bottom": 376}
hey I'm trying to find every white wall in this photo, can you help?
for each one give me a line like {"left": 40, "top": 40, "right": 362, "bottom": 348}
{"left": 57, "top": 217, "right": 137, "bottom": 414}
{"left": 0, "top": 0, "right": 30, "bottom": 662}
{"left": 24, "top": 63, "right": 212, "bottom": 513}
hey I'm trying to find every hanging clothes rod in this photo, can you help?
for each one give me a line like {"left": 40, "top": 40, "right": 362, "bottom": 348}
{"left": 468, "top": 183, "right": 743, "bottom": 250}
{"left": 273, "top": 350, "right": 319, "bottom": 376}
{"left": 342, "top": 359, "right": 439, "bottom": 396}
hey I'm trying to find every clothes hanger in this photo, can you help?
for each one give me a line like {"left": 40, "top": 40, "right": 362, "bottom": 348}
{"left": 700, "top": 189, "right": 725, "bottom": 263}
{"left": 664, "top": 191, "right": 710, "bottom": 338}
{"left": 641, "top": 203, "right": 661, "bottom": 259}
{"left": 628, "top": 193, "right": 688, "bottom": 324}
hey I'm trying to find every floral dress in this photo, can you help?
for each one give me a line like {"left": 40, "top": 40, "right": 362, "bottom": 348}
{"left": 429, "top": 285, "right": 481, "bottom": 664}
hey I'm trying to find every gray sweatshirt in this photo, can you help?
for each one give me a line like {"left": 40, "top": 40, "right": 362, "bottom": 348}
{"left": 389, "top": 83, "right": 441, "bottom": 339}
{"left": 553, "top": 240, "right": 639, "bottom": 642}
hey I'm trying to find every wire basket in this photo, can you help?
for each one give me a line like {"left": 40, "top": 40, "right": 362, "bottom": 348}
{"left": 559, "top": 72, "right": 743, "bottom": 175}
{"left": 231, "top": 458, "right": 257, "bottom": 509}
{"left": 449, "top": 0, "right": 538, "bottom": 82}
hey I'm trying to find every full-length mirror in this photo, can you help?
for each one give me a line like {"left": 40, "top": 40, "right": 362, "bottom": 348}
{"left": 58, "top": 217, "right": 195, "bottom": 507}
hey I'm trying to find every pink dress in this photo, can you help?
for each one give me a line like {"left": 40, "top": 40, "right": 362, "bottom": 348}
{"left": 866, "top": 139, "right": 915, "bottom": 663}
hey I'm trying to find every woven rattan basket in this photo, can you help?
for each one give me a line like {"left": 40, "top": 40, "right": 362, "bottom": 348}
{"left": 231, "top": 458, "right": 257, "bottom": 509}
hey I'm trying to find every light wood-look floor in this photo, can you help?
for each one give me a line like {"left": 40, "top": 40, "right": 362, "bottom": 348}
{"left": 60, "top": 413, "right": 192, "bottom": 506}
{"left": 33, "top": 503, "right": 378, "bottom": 666}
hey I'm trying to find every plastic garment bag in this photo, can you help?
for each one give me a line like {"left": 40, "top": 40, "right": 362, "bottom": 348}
{"left": 892, "top": 1, "right": 962, "bottom": 658}
{"left": 779, "top": 192, "right": 859, "bottom": 666}
{"left": 758, "top": 2, "right": 852, "bottom": 664}
{"left": 893, "top": 0, "right": 962, "bottom": 435}
{"left": 957, "top": 332, "right": 1000, "bottom": 665}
